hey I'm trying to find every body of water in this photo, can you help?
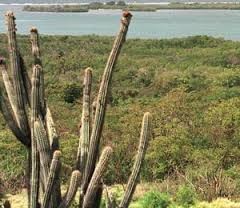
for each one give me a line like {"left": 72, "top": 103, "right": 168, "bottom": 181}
{"left": 1, "top": 5, "right": 240, "bottom": 40}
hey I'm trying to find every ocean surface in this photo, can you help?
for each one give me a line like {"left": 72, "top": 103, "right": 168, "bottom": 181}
{"left": 1, "top": 5, "right": 240, "bottom": 40}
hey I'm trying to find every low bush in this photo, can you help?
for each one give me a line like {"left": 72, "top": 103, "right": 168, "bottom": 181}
{"left": 175, "top": 185, "right": 196, "bottom": 207}
{"left": 140, "top": 191, "right": 172, "bottom": 208}
{"left": 62, "top": 83, "right": 82, "bottom": 103}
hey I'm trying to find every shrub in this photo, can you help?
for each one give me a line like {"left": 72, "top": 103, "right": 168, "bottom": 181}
{"left": 106, "top": 1, "right": 116, "bottom": 5}
{"left": 175, "top": 185, "right": 196, "bottom": 208}
{"left": 116, "top": 1, "right": 126, "bottom": 6}
{"left": 222, "top": 74, "right": 240, "bottom": 88}
{"left": 178, "top": 71, "right": 207, "bottom": 92}
{"left": 140, "top": 190, "right": 172, "bottom": 208}
{"left": 63, "top": 83, "right": 82, "bottom": 103}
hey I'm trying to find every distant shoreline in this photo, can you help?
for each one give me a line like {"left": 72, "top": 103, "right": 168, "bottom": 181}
{"left": 22, "top": 3, "right": 240, "bottom": 13}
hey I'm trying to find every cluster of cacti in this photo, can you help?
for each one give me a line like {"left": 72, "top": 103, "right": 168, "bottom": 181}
{"left": 0, "top": 11, "right": 152, "bottom": 208}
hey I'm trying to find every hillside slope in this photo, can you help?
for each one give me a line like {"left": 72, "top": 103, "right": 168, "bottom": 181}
{"left": 0, "top": 35, "right": 240, "bottom": 201}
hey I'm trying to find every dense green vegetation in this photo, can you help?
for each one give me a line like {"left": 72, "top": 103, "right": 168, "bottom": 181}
{"left": 23, "top": 5, "right": 89, "bottom": 12}
{"left": 23, "top": 2, "right": 240, "bottom": 12}
{"left": 1, "top": 35, "right": 240, "bottom": 204}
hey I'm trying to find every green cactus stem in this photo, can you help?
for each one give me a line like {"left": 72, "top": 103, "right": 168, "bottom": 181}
{"left": 0, "top": 87, "right": 27, "bottom": 145}
{"left": 119, "top": 112, "right": 152, "bottom": 208}
{"left": 34, "top": 119, "right": 52, "bottom": 187}
{"left": 5, "top": 11, "right": 30, "bottom": 138}
{"left": 84, "top": 11, "right": 132, "bottom": 193}
{"left": 42, "top": 150, "right": 62, "bottom": 208}
{"left": 45, "top": 106, "right": 62, "bottom": 206}
{"left": 0, "top": 57, "right": 19, "bottom": 123}
{"left": 58, "top": 170, "right": 81, "bottom": 208}
{"left": 46, "top": 106, "right": 59, "bottom": 151}
{"left": 31, "top": 64, "right": 40, "bottom": 122}
{"left": 30, "top": 64, "right": 41, "bottom": 208}
{"left": 77, "top": 67, "right": 92, "bottom": 208}
{"left": 77, "top": 67, "right": 92, "bottom": 171}
{"left": 0, "top": 57, "right": 29, "bottom": 146}
{"left": 30, "top": 27, "right": 46, "bottom": 117}
{"left": 30, "top": 27, "right": 41, "bottom": 64}
{"left": 83, "top": 146, "right": 113, "bottom": 208}
{"left": 31, "top": 27, "right": 61, "bottom": 203}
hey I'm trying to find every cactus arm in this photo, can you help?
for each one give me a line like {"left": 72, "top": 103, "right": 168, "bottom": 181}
{"left": 30, "top": 64, "right": 50, "bottom": 189}
{"left": 30, "top": 28, "right": 58, "bottom": 152}
{"left": 0, "top": 58, "right": 30, "bottom": 146}
{"left": 45, "top": 107, "right": 62, "bottom": 206}
{"left": 46, "top": 106, "right": 59, "bottom": 151}
{"left": 30, "top": 140, "right": 40, "bottom": 208}
{"left": 83, "top": 147, "right": 113, "bottom": 208}
{"left": 30, "top": 27, "right": 41, "bottom": 64}
{"left": 0, "top": 89, "right": 28, "bottom": 145}
{"left": 30, "top": 64, "right": 41, "bottom": 208}
{"left": 77, "top": 68, "right": 92, "bottom": 208}
{"left": 5, "top": 11, "right": 30, "bottom": 137}
{"left": 31, "top": 28, "right": 62, "bottom": 202}
{"left": 34, "top": 119, "right": 52, "bottom": 187}
{"left": 58, "top": 170, "right": 81, "bottom": 208}
{"left": 76, "top": 67, "right": 92, "bottom": 171}
{"left": 42, "top": 150, "right": 62, "bottom": 208}
{"left": 84, "top": 11, "right": 132, "bottom": 191}
{"left": 30, "top": 27, "right": 46, "bottom": 118}
{"left": 0, "top": 58, "right": 18, "bottom": 120}
{"left": 119, "top": 112, "right": 152, "bottom": 208}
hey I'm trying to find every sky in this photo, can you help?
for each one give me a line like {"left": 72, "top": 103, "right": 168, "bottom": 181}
{"left": 1, "top": 0, "right": 240, "bottom": 4}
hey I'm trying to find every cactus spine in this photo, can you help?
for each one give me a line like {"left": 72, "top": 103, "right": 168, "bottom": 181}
{"left": 119, "top": 112, "right": 152, "bottom": 208}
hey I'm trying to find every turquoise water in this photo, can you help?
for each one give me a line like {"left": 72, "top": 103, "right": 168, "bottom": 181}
{"left": 1, "top": 5, "right": 240, "bottom": 39}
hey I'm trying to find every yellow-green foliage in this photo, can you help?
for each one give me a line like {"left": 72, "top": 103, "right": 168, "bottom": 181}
{"left": 1, "top": 35, "right": 240, "bottom": 201}
{"left": 195, "top": 198, "right": 240, "bottom": 208}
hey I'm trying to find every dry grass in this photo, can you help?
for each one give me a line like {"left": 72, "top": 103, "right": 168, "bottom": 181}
{"left": 3, "top": 187, "right": 240, "bottom": 208}
{"left": 3, "top": 189, "right": 28, "bottom": 207}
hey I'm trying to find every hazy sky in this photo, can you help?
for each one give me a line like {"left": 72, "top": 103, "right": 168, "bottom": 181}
{"left": 1, "top": 0, "right": 240, "bottom": 4}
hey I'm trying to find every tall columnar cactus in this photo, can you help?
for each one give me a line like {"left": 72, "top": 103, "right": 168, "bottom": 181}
{"left": 5, "top": 11, "right": 30, "bottom": 139}
{"left": 0, "top": 58, "right": 29, "bottom": 146}
{"left": 77, "top": 67, "right": 92, "bottom": 172}
{"left": 1, "top": 11, "right": 153, "bottom": 208}
{"left": 30, "top": 64, "right": 41, "bottom": 208}
{"left": 30, "top": 27, "right": 46, "bottom": 116}
{"left": 83, "top": 10, "right": 132, "bottom": 194}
